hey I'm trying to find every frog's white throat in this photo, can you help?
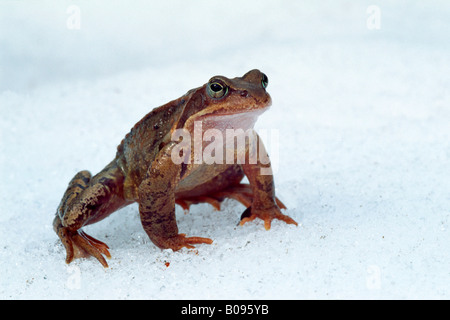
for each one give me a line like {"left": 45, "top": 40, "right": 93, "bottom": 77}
{"left": 196, "top": 108, "right": 268, "bottom": 135}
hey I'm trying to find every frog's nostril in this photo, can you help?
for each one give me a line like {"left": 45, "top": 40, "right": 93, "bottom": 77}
{"left": 240, "top": 90, "right": 249, "bottom": 98}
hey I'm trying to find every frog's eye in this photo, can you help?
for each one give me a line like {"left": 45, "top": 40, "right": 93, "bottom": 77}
{"left": 261, "top": 73, "right": 268, "bottom": 89}
{"left": 207, "top": 81, "right": 228, "bottom": 99}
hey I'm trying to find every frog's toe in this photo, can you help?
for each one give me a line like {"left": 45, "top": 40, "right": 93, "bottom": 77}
{"left": 67, "top": 230, "right": 110, "bottom": 268}
{"left": 175, "top": 184, "right": 287, "bottom": 214}
{"left": 176, "top": 196, "right": 222, "bottom": 213}
{"left": 55, "top": 218, "right": 111, "bottom": 268}
{"left": 213, "top": 183, "right": 287, "bottom": 209}
{"left": 154, "top": 233, "right": 213, "bottom": 251}
{"left": 175, "top": 199, "right": 192, "bottom": 214}
{"left": 213, "top": 184, "right": 254, "bottom": 208}
{"left": 239, "top": 205, "right": 298, "bottom": 230}
{"left": 175, "top": 233, "right": 214, "bottom": 250}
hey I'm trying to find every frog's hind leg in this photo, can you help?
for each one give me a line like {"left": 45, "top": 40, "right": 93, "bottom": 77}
{"left": 213, "top": 183, "right": 287, "bottom": 210}
{"left": 53, "top": 161, "right": 128, "bottom": 268}
{"left": 53, "top": 170, "right": 110, "bottom": 266}
{"left": 175, "top": 165, "right": 244, "bottom": 213}
{"left": 176, "top": 197, "right": 222, "bottom": 213}
{"left": 175, "top": 185, "right": 254, "bottom": 213}
{"left": 175, "top": 165, "right": 286, "bottom": 214}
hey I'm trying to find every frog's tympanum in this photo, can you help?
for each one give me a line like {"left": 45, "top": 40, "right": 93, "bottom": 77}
{"left": 53, "top": 70, "right": 297, "bottom": 267}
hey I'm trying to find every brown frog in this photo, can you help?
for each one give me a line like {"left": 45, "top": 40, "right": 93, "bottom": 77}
{"left": 53, "top": 69, "right": 297, "bottom": 268}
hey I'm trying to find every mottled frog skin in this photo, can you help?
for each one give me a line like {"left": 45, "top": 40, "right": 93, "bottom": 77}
{"left": 53, "top": 70, "right": 297, "bottom": 267}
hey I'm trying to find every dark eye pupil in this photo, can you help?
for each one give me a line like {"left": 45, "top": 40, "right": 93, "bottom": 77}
{"left": 210, "top": 83, "right": 222, "bottom": 92}
{"left": 261, "top": 73, "right": 268, "bottom": 88}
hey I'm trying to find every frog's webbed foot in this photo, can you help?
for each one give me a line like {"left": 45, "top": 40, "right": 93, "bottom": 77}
{"left": 239, "top": 205, "right": 298, "bottom": 230}
{"left": 53, "top": 217, "right": 111, "bottom": 268}
{"left": 176, "top": 183, "right": 286, "bottom": 214}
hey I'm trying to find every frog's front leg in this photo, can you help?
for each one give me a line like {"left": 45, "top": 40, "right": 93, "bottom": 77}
{"left": 138, "top": 142, "right": 213, "bottom": 250}
{"left": 53, "top": 161, "right": 128, "bottom": 268}
{"left": 240, "top": 134, "right": 298, "bottom": 230}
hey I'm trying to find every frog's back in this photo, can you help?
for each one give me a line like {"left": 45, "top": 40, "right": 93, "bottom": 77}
{"left": 115, "top": 95, "right": 187, "bottom": 198}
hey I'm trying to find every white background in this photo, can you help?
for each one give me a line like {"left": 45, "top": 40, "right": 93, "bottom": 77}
{"left": 1, "top": 0, "right": 449, "bottom": 299}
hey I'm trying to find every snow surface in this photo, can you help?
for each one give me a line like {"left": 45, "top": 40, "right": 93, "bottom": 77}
{"left": 1, "top": 0, "right": 450, "bottom": 299}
